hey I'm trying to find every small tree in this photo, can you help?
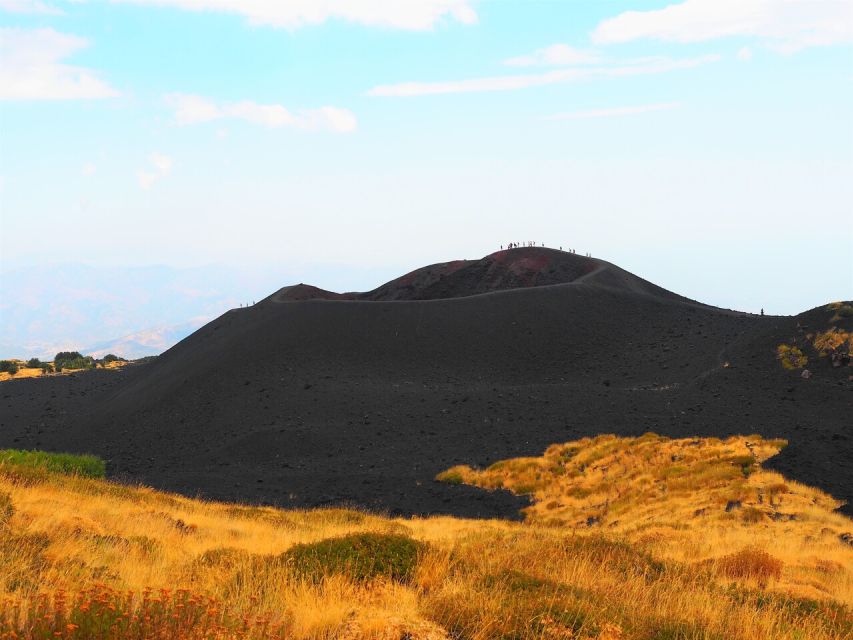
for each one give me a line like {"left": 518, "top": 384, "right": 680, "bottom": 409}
{"left": 26, "top": 358, "right": 42, "bottom": 368}
{"left": 54, "top": 351, "right": 94, "bottom": 371}
{"left": 0, "top": 361, "right": 18, "bottom": 375}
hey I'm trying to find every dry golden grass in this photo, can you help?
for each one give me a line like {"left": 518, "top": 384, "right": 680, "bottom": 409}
{"left": 0, "top": 360, "right": 127, "bottom": 382}
{"left": 0, "top": 367, "right": 43, "bottom": 382}
{"left": 0, "top": 435, "right": 851, "bottom": 639}
{"left": 438, "top": 434, "right": 853, "bottom": 606}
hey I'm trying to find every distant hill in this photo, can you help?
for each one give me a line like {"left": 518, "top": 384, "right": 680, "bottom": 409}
{"left": 269, "top": 247, "right": 695, "bottom": 303}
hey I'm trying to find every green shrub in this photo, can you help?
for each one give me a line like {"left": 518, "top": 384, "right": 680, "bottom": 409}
{"left": 25, "top": 358, "right": 41, "bottom": 368}
{"left": 0, "top": 450, "right": 106, "bottom": 478}
{"left": 282, "top": 532, "right": 425, "bottom": 584}
{"left": 0, "top": 360, "right": 18, "bottom": 375}
{"left": 101, "top": 353, "right": 125, "bottom": 363}
{"left": 53, "top": 351, "right": 95, "bottom": 372}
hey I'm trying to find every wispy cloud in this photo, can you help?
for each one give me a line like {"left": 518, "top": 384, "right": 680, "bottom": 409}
{"left": 112, "top": 0, "right": 477, "bottom": 31}
{"left": 0, "top": 0, "right": 62, "bottom": 14}
{"left": 545, "top": 102, "right": 681, "bottom": 121}
{"left": 166, "top": 94, "right": 357, "bottom": 133}
{"left": 504, "top": 44, "right": 600, "bottom": 68}
{"left": 0, "top": 28, "right": 118, "bottom": 100}
{"left": 368, "top": 54, "right": 720, "bottom": 97}
{"left": 137, "top": 152, "right": 172, "bottom": 190}
{"left": 592, "top": 0, "right": 853, "bottom": 53}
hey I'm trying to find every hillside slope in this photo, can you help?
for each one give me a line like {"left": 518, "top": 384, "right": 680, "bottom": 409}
{"left": 1, "top": 248, "right": 849, "bottom": 518}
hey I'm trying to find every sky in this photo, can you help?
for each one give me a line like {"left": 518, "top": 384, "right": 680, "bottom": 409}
{"left": 1, "top": 0, "right": 852, "bottom": 321}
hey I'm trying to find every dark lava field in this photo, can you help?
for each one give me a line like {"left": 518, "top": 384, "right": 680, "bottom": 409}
{"left": 1, "top": 248, "right": 850, "bottom": 518}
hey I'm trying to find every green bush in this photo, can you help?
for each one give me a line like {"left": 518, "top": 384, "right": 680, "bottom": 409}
{"left": 53, "top": 351, "right": 95, "bottom": 372}
{"left": 26, "top": 358, "right": 42, "bottom": 368}
{"left": 0, "top": 360, "right": 18, "bottom": 375}
{"left": 282, "top": 532, "right": 425, "bottom": 584}
{"left": 0, "top": 450, "right": 106, "bottom": 478}
{"left": 101, "top": 354, "right": 125, "bottom": 363}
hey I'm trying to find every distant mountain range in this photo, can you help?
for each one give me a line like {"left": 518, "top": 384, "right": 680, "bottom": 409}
{"left": 0, "top": 264, "right": 288, "bottom": 360}
{"left": 82, "top": 318, "right": 211, "bottom": 359}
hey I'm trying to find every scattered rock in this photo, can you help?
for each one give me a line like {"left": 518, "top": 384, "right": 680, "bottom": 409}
{"left": 769, "top": 512, "right": 798, "bottom": 522}
{"left": 725, "top": 500, "right": 741, "bottom": 512}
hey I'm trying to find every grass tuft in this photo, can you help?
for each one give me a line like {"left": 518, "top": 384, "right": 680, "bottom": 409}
{"left": 0, "top": 492, "right": 12, "bottom": 527}
{"left": 716, "top": 547, "right": 783, "bottom": 584}
{"left": 0, "top": 449, "right": 106, "bottom": 479}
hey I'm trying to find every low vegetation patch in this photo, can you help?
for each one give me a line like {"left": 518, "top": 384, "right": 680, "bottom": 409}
{"left": 435, "top": 434, "right": 804, "bottom": 532}
{"left": 813, "top": 327, "right": 853, "bottom": 355}
{"left": 0, "top": 584, "right": 286, "bottom": 640}
{"left": 282, "top": 532, "right": 425, "bottom": 584}
{"left": 776, "top": 344, "right": 807, "bottom": 369}
{"left": 774, "top": 303, "right": 852, "bottom": 372}
{"left": 0, "top": 450, "right": 106, "bottom": 479}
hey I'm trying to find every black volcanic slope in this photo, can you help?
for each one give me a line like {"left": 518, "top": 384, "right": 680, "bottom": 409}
{"left": 1, "top": 248, "right": 851, "bottom": 518}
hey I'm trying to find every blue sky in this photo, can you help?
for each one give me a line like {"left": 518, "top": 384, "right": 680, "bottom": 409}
{"left": 1, "top": 0, "right": 852, "bottom": 317}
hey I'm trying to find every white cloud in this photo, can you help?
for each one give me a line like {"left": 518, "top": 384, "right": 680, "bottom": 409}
{"left": 136, "top": 171, "right": 158, "bottom": 190}
{"left": 169, "top": 93, "right": 222, "bottom": 124}
{"left": 545, "top": 102, "right": 681, "bottom": 121}
{"left": 0, "top": 0, "right": 62, "bottom": 14}
{"left": 150, "top": 152, "right": 173, "bottom": 173}
{"left": 112, "top": 0, "right": 477, "bottom": 30}
{"left": 592, "top": 0, "right": 853, "bottom": 53}
{"left": 137, "top": 152, "right": 172, "bottom": 190}
{"left": 737, "top": 46, "right": 753, "bottom": 61}
{"left": 82, "top": 162, "right": 97, "bottom": 176}
{"left": 166, "top": 93, "right": 357, "bottom": 132}
{"left": 0, "top": 28, "right": 118, "bottom": 100}
{"left": 368, "top": 54, "right": 719, "bottom": 97}
{"left": 504, "top": 44, "right": 601, "bottom": 67}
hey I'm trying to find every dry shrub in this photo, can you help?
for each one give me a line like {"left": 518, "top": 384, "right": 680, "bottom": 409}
{"left": 716, "top": 548, "right": 783, "bottom": 584}
{"left": 0, "top": 492, "right": 12, "bottom": 527}
{"left": 741, "top": 507, "right": 765, "bottom": 523}
{"left": 776, "top": 344, "right": 807, "bottom": 370}
{"left": 813, "top": 328, "right": 852, "bottom": 355}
